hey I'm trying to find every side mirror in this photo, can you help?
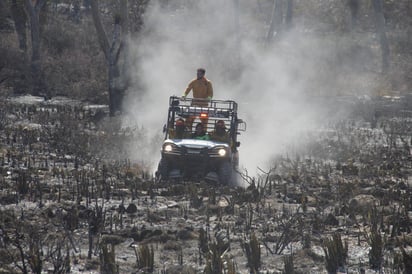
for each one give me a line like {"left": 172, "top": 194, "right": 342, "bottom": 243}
{"left": 163, "top": 124, "right": 167, "bottom": 133}
{"left": 237, "top": 119, "right": 247, "bottom": 132}
{"left": 235, "top": 141, "right": 240, "bottom": 147}
{"left": 171, "top": 99, "right": 180, "bottom": 106}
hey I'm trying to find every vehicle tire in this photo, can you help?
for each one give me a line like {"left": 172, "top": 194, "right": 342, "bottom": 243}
{"left": 218, "top": 161, "right": 232, "bottom": 185}
{"left": 156, "top": 158, "right": 169, "bottom": 182}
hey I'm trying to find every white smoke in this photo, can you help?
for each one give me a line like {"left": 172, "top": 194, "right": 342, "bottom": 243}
{"left": 122, "top": 0, "right": 369, "bottom": 175}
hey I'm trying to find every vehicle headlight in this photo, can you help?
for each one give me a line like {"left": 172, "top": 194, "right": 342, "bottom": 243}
{"left": 164, "top": 144, "right": 173, "bottom": 152}
{"left": 218, "top": 148, "right": 226, "bottom": 156}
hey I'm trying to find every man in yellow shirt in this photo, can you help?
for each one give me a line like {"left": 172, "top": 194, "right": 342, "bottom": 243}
{"left": 182, "top": 68, "right": 213, "bottom": 129}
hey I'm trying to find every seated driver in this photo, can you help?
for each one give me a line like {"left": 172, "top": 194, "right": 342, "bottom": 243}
{"left": 169, "top": 118, "right": 190, "bottom": 139}
{"left": 191, "top": 122, "right": 210, "bottom": 140}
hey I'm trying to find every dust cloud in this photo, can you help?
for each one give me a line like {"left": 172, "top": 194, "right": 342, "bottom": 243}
{"left": 122, "top": 0, "right": 358, "bottom": 175}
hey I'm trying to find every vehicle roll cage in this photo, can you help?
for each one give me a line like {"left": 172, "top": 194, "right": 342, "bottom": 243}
{"left": 164, "top": 96, "right": 245, "bottom": 145}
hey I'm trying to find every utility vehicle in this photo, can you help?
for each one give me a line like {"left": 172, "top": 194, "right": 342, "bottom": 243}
{"left": 155, "top": 96, "right": 246, "bottom": 184}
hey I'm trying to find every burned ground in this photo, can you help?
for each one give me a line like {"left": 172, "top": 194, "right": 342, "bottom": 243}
{"left": 0, "top": 96, "right": 412, "bottom": 273}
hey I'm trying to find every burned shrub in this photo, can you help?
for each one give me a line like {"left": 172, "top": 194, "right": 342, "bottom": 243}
{"left": 322, "top": 233, "right": 348, "bottom": 273}
{"left": 204, "top": 241, "right": 226, "bottom": 274}
{"left": 243, "top": 232, "right": 261, "bottom": 274}
{"left": 134, "top": 244, "right": 154, "bottom": 272}
{"left": 368, "top": 229, "right": 384, "bottom": 271}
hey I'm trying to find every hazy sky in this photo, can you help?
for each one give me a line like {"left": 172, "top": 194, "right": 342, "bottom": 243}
{"left": 122, "top": 0, "right": 366, "bottom": 175}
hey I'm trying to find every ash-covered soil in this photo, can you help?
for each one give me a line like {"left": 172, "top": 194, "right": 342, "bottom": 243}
{"left": 1, "top": 95, "right": 412, "bottom": 274}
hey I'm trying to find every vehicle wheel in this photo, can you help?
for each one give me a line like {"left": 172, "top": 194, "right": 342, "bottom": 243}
{"left": 218, "top": 161, "right": 232, "bottom": 185}
{"left": 156, "top": 158, "right": 169, "bottom": 182}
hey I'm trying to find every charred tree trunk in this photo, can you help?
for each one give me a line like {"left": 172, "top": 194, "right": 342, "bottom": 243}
{"left": 91, "top": 0, "right": 128, "bottom": 116}
{"left": 120, "top": 0, "right": 129, "bottom": 37}
{"left": 25, "top": 0, "right": 47, "bottom": 96}
{"left": 90, "top": 0, "right": 110, "bottom": 60}
{"left": 10, "top": 0, "right": 27, "bottom": 52}
{"left": 347, "top": 0, "right": 359, "bottom": 30}
{"left": 108, "top": 17, "right": 123, "bottom": 117}
{"left": 372, "top": 0, "right": 390, "bottom": 73}
{"left": 119, "top": 0, "right": 131, "bottom": 94}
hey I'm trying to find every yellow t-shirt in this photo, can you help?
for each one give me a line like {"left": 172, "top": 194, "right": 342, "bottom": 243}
{"left": 184, "top": 77, "right": 213, "bottom": 106}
